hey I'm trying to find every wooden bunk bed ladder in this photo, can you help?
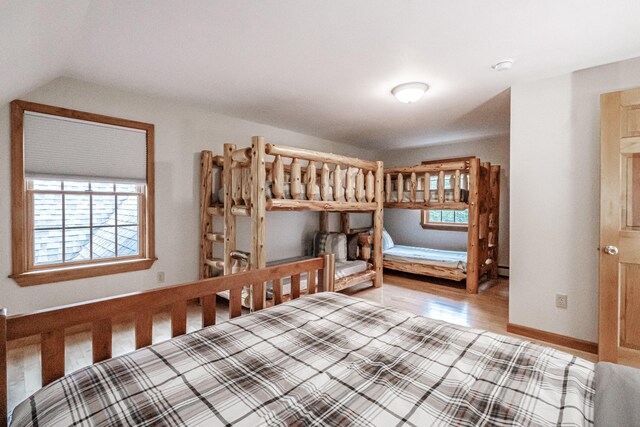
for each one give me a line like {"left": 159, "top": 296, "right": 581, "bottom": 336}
{"left": 199, "top": 150, "right": 225, "bottom": 280}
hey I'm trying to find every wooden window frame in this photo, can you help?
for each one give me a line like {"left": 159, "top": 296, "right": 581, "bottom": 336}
{"left": 420, "top": 210, "right": 469, "bottom": 231}
{"left": 10, "top": 100, "right": 156, "bottom": 286}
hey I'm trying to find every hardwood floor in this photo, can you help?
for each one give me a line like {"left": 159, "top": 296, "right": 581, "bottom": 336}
{"left": 7, "top": 273, "right": 598, "bottom": 415}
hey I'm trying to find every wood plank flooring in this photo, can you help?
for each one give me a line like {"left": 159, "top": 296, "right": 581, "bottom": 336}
{"left": 7, "top": 273, "right": 598, "bottom": 416}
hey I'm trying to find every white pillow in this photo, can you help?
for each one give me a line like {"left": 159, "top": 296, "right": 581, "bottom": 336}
{"left": 382, "top": 229, "right": 394, "bottom": 251}
{"left": 369, "top": 228, "right": 395, "bottom": 251}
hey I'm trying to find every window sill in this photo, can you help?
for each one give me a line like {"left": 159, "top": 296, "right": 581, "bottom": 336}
{"left": 420, "top": 223, "right": 468, "bottom": 232}
{"left": 11, "top": 258, "right": 157, "bottom": 287}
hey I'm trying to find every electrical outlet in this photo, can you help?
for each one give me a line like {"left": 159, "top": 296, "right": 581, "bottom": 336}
{"left": 157, "top": 272, "right": 165, "bottom": 283}
{"left": 555, "top": 294, "right": 568, "bottom": 309}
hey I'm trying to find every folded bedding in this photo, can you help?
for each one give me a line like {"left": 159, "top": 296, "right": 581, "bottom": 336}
{"left": 11, "top": 293, "right": 595, "bottom": 426}
{"left": 335, "top": 260, "right": 369, "bottom": 279}
{"left": 384, "top": 245, "right": 467, "bottom": 271}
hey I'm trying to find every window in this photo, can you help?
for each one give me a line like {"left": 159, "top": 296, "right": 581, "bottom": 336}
{"left": 30, "top": 180, "right": 143, "bottom": 267}
{"left": 11, "top": 100, "right": 155, "bottom": 286}
{"left": 427, "top": 209, "right": 469, "bottom": 224}
{"left": 421, "top": 208, "right": 469, "bottom": 230}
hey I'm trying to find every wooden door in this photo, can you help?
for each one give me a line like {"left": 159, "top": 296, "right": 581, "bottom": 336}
{"left": 600, "top": 88, "right": 640, "bottom": 365}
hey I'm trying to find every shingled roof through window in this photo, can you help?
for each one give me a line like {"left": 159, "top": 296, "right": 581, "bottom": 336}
{"left": 33, "top": 193, "right": 139, "bottom": 265}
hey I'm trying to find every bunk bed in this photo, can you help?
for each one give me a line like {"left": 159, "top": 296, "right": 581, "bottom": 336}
{"left": 383, "top": 157, "right": 500, "bottom": 293}
{"left": 199, "top": 137, "right": 384, "bottom": 305}
{"left": 2, "top": 259, "right": 603, "bottom": 426}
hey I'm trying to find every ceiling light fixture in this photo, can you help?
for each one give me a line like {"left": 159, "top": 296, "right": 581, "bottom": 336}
{"left": 391, "top": 82, "right": 429, "bottom": 104}
{"left": 492, "top": 59, "right": 514, "bottom": 71}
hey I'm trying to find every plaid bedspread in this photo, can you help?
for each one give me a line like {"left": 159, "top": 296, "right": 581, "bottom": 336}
{"left": 11, "top": 293, "right": 595, "bottom": 426}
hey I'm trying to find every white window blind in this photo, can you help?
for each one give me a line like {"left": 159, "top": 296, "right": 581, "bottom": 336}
{"left": 24, "top": 111, "right": 147, "bottom": 182}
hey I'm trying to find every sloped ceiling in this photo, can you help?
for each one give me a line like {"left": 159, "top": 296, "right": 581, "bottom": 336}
{"left": 0, "top": 1, "right": 90, "bottom": 103}
{"left": 3, "top": 0, "right": 640, "bottom": 149}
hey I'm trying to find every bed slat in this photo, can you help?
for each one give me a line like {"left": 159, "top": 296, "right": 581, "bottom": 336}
{"left": 272, "top": 155, "right": 284, "bottom": 199}
{"left": 252, "top": 282, "right": 265, "bottom": 311}
{"left": 366, "top": 171, "right": 375, "bottom": 202}
{"left": 424, "top": 172, "right": 430, "bottom": 202}
{"left": 290, "top": 158, "right": 301, "bottom": 200}
{"left": 135, "top": 311, "right": 153, "bottom": 349}
{"left": 202, "top": 294, "right": 217, "bottom": 327}
{"left": 291, "top": 274, "right": 301, "bottom": 299}
{"left": 356, "top": 169, "right": 365, "bottom": 202}
{"left": 307, "top": 271, "right": 316, "bottom": 294}
{"left": 321, "top": 163, "right": 330, "bottom": 201}
{"left": 345, "top": 167, "right": 354, "bottom": 202}
{"left": 385, "top": 173, "right": 391, "bottom": 202}
{"left": 438, "top": 171, "right": 445, "bottom": 203}
{"left": 305, "top": 161, "right": 316, "bottom": 200}
{"left": 41, "top": 329, "right": 65, "bottom": 386}
{"left": 171, "top": 301, "right": 187, "bottom": 337}
{"left": 272, "top": 277, "right": 283, "bottom": 305}
{"left": 229, "top": 287, "right": 242, "bottom": 318}
{"left": 410, "top": 172, "right": 417, "bottom": 203}
{"left": 92, "top": 319, "right": 112, "bottom": 363}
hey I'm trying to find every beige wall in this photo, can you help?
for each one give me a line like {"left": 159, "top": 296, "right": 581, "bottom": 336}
{"left": 0, "top": 77, "right": 372, "bottom": 314}
{"left": 510, "top": 56, "right": 640, "bottom": 343}
{"left": 378, "top": 134, "right": 510, "bottom": 273}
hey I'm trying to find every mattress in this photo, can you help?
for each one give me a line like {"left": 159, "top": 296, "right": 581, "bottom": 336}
{"left": 11, "top": 293, "right": 595, "bottom": 426}
{"left": 335, "top": 259, "right": 369, "bottom": 279}
{"left": 384, "top": 245, "right": 467, "bottom": 271}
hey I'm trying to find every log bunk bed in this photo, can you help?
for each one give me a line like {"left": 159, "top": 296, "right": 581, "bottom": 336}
{"left": 383, "top": 157, "right": 500, "bottom": 293}
{"left": 199, "top": 136, "right": 384, "bottom": 306}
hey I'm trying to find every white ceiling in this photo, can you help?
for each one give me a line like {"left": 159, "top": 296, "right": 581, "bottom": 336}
{"left": 3, "top": 1, "right": 640, "bottom": 149}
